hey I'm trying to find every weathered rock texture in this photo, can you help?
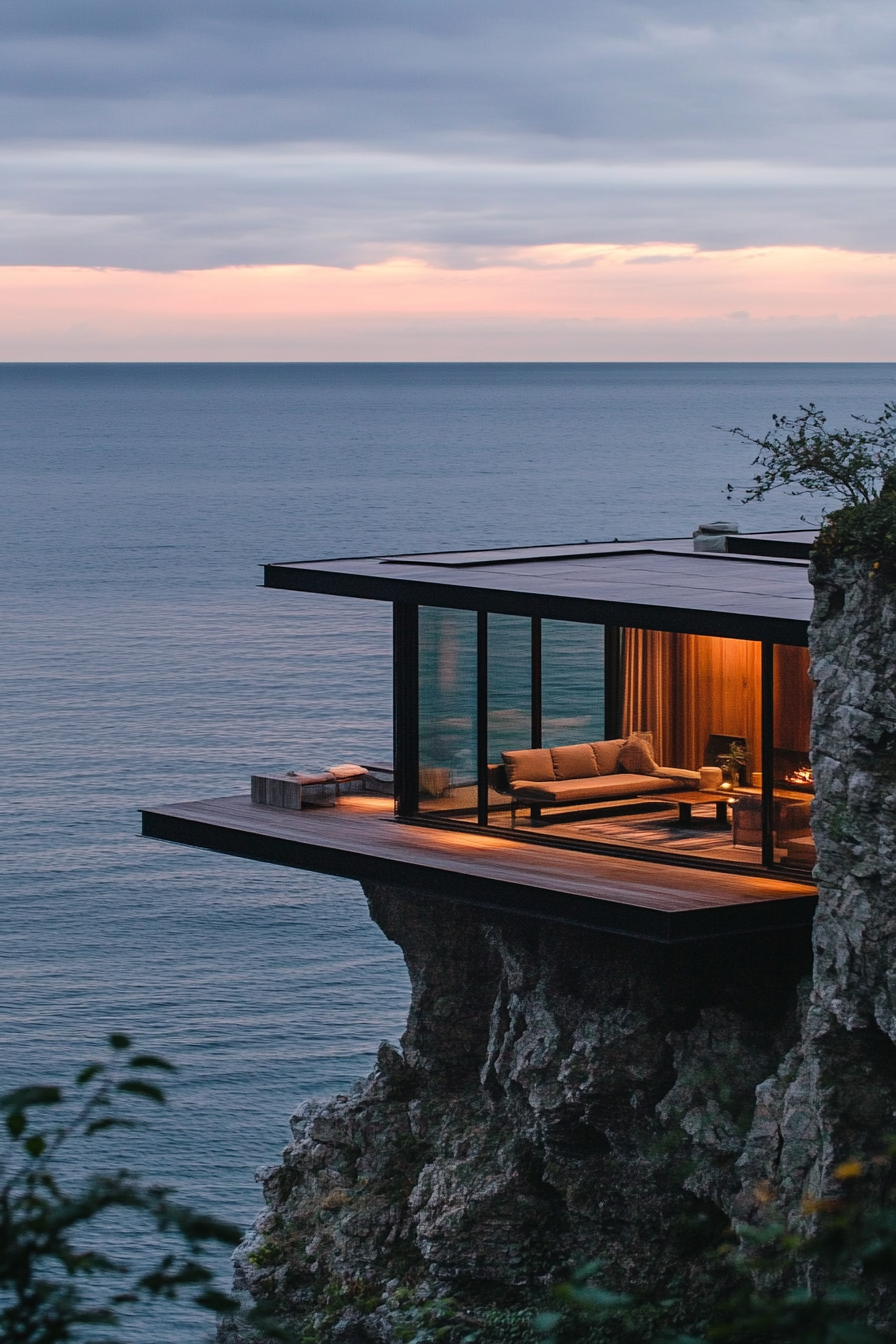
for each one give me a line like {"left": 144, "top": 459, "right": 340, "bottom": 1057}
{"left": 220, "top": 558, "right": 896, "bottom": 1341}
{"left": 735, "top": 559, "right": 896, "bottom": 1230}
{"left": 221, "top": 892, "right": 810, "bottom": 1340}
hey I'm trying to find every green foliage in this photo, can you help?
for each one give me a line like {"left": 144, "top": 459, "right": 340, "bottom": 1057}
{"left": 812, "top": 493, "right": 896, "bottom": 582}
{"left": 284, "top": 1158, "right": 896, "bottom": 1344}
{"left": 722, "top": 399, "right": 896, "bottom": 579}
{"left": 724, "top": 402, "right": 896, "bottom": 508}
{"left": 715, "top": 742, "right": 746, "bottom": 772}
{"left": 535, "top": 1152, "right": 896, "bottom": 1344}
{"left": 466, "top": 1306, "right": 542, "bottom": 1343}
{"left": 0, "top": 1033, "right": 296, "bottom": 1344}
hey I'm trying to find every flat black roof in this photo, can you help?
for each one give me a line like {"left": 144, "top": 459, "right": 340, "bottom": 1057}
{"left": 265, "top": 530, "right": 815, "bottom": 645}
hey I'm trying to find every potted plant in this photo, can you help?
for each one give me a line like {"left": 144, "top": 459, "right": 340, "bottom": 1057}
{"left": 716, "top": 740, "right": 747, "bottom": 788}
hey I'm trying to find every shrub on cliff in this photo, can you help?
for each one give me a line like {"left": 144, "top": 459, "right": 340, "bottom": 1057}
{"left": 725, "top": 401, "right": 896, "bottom": 509}
{"left": 811, "top": 492, "right": 896, "bottom": 582}
{"left": 536, "top": 1153, "right": 896, "bottom": 1344}
{"left": 724, "top": 399, "right": 896, "bottom": 580}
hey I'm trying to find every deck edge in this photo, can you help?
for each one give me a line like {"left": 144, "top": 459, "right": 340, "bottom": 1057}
{"left": 140, "top": 806, "right": 817, "bottom": 944}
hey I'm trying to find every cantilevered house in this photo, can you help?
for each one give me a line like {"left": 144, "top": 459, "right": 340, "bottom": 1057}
{"left": 142, "top": 528, "right": 820, "bottom": 942}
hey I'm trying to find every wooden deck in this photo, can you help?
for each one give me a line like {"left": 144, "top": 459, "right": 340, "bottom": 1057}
{"left": 141, "top": 794, "right": 817, "bottom": 943}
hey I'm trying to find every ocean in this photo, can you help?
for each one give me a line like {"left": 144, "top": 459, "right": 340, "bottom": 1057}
{"left": 2, "top": 362, "right": 893, "bottom": 1338}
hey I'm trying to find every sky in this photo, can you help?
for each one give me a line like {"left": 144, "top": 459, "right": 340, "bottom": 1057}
{"left": 4, "top": 0, "right": 896, "bottom": 359}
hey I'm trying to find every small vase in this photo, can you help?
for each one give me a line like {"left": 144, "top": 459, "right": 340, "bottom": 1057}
{"left": 721, "top": 764, "right": 740, "bottom": 789}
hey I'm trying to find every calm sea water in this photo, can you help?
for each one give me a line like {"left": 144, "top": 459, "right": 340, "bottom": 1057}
{"left": 2, "top": 362, "right": 894, "bottom": 1338}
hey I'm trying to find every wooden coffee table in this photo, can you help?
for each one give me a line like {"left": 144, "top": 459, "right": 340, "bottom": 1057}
{"left": 659, "top": 790, "right": 733, "bottom": 826}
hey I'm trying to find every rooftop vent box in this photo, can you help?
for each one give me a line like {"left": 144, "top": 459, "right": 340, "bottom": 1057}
{"left": 693, "top": 520, "right": 739, "bottom": 553}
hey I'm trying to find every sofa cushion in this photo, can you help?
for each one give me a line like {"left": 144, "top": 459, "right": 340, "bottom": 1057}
{"left": 618, "top": 731, "right": 658, "bottom": 775}
{"left": 510, "top": 773, "right": 679, "bottom": 803}
{"left": 502, "top": 747, "right": 554, "bottom": 784}
{"left": 589, "top": 738, "right": 625, "bottom": 774}
{"left": 510, "top": 778, "right": 614, "bottom": 803}
{"left": 550, "top": 743, "right": 600, "bottom": 780}
{"left": 653, "top": 766, "right": 701, "bottom": 786}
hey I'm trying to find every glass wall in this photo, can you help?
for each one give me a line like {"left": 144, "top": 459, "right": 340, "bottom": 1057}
{"left": 404, "top": 607, "right": 812, "bottom": 878}
{"left": 575, "top": 629, "right": 763, "bottom": 865}
{"left": 541, "top": 619, "right": 605, "bottom": 746}
{"left": 487, "top": 613, "right": 532, "bottom": 761}
{"left": 418, "top": 606, "right": 477, "bottom": 813}
{"left": 622, "top": 630, "right": 762, "bottom": 779}
{"left": 486, "top": 614, "right": 532, "bottom": 825}
{"left": 771, "top": 644, "right": 815, "bottom": 871}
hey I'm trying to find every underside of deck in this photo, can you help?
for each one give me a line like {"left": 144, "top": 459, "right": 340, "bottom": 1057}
{"left": 140, "top": 794, "right": 817, "bottom": 942}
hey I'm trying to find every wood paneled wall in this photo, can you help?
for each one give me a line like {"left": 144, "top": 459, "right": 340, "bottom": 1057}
{"left": 773, "top": 644, "right": 813, "bottom": 753}
{"left": 622, "top": 630, "right": 763, "bottom": 773}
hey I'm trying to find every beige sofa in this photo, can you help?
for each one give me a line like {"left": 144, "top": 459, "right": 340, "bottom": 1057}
{"left": 490, "top": 736, "right": 699, "bottom": 825}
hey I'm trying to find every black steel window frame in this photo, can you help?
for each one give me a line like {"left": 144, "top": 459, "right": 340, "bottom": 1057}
{"left": 761, "top": 641, "right": 776, "bottom": 868}
{"left": 604, "top": 626, "right": 624, "bottom": 739}
{"left": 393, "top": 602, "right": 419, "bottom": 816}
{"left": 477, "top": 611, "right": 489, "bottom": 826}
{"left": 531, "top": 617, "right": 542, "bottom": 749}
{"left": 393, "top": 602, "right": 803, "bottom": 879}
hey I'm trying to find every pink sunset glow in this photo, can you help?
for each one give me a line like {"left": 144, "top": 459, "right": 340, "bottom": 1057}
{"left": 4, "top": 243, "right": 896, "bottom": 361}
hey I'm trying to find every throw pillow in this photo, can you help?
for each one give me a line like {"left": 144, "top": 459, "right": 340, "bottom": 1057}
{"left": 502, "top": 747, "right": 555, "bottom": 783}
{"left": 550, "top": 743, "right": 600, "bottom": 780}
{"left": 590, "top": 739, "right": 624, "bottom": 774}
{"left": 617, "top": 731, "right": 658, "bottom": 775}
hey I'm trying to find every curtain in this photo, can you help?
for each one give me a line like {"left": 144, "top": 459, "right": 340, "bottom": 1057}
{"left": 622, "top": 629, "right": 763, "bottom": 774}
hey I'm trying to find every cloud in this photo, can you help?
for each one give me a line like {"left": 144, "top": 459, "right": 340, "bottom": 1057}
{"left": 2, "top": 144, "right": 896, "bottom": 270}
{"left": 5, "top": 0, "right": 896, "bottom": 156}
{"left": 2, "top": 0, "right": 896, "bottom": 268}
{"left": 3, "top": 243, "right": 896, "bottom": 359}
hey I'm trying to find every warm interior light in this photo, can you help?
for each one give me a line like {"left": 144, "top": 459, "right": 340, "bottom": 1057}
{"left": 785, "top": 765, "right": 814, "bottom": 786}
{"left": 621, "top": 630, "right": 762, "bottom": 772}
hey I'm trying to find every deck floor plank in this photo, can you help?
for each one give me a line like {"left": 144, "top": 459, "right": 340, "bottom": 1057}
{"left": 141, "top": 794, "right": 816, "bottom": 942}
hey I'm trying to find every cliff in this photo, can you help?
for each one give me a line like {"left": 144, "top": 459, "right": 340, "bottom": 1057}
{"left": 220, "top": 893, "right": 810, "bottom": 1341}
{"left": 220, "top": 557, "right": 896, "bottom": 1343}
{"left": 735, "top": 558, "right": 896, "bottom": 1227}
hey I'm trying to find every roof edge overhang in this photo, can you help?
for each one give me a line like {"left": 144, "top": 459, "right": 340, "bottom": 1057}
{"left": 264, "top": 562, "right": 809, "bottom": 646}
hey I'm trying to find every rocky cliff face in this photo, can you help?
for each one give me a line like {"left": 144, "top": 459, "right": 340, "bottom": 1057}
{"left": 734, "top": 558, "right": 896, "bottom": 1231}
{"left": 220, "top": 558, "right": 896, "bottom": 1342}
{"left": 221, "top": 891, "right": 810, "bottom": 1341}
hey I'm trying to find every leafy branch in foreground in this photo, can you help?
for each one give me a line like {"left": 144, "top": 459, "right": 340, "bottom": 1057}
{"left": 0, "top": 1033, "right": 295, "bottom": 1344}
{"left": 722, "top": 402, "right": 896, "bottom": 508}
